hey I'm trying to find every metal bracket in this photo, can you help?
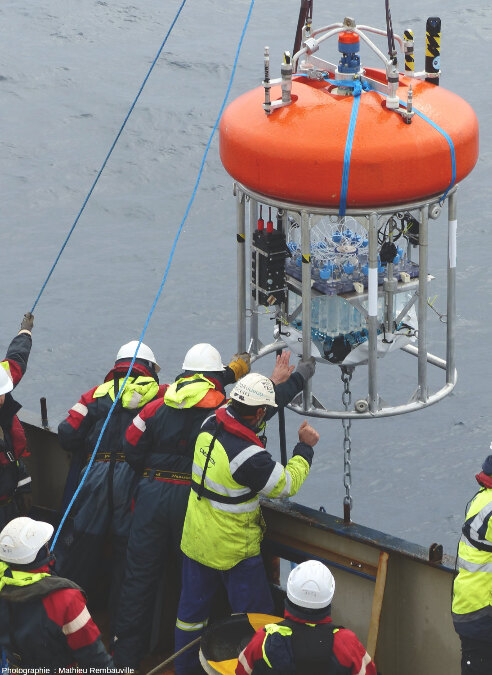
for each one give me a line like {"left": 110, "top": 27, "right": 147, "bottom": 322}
{"left": 289, "top": 391, "right": 326, "bottom": 411}
{"left": 428, "top": 543, "right": 443, "bottom": 564}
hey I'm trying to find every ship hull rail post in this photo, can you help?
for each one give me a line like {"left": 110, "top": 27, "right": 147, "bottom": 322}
{"left": 236, "top": 185, "right": 458, "bottom": 419}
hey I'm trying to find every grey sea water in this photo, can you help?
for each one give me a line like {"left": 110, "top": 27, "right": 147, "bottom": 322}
{"left": 1, "top": 0, "right": 491, "bottom": 554}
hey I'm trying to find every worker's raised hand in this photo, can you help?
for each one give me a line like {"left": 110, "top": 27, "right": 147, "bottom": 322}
{"left": 270, "top": 350, "right": 295, "bottom": 385}
{"left": 298, "top": 420, "right": 319, "bottom": 447}
{"left": 19, "top": 312, "right": 34, "bottom": 333}
{"left": 228, "top": 352, "right": 251, "bottom": 381}
{"left": 295, "top": 357, "right": 316, "bottom": 382}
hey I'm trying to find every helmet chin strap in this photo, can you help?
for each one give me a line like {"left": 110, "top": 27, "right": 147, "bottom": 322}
{"left": 39, "top": 551, "right": 56, "bottom": 568}
{"left": 252, "top": 407, "right": 267, "bottom": 430}
{"left": 13, "top": 547, "right": 55, "bottom": 572}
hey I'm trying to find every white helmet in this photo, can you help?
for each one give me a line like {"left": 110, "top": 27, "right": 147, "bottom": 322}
{"left": 0, "top": 367, "right": 13, "bottom": 396}
{"left": 287, "top": 560, "right": 335, "bottom": 609}
{"left": 0, "top": 517, "right": 54, "bottom": 565}
{"left": 230, "top": 373, "right": 277, "bottom": 408}
{"left": 182, "top": 343, "right": 224, "bottom": 372}
{"left": 116, "top": 341, "right": 160, "bottom": 373}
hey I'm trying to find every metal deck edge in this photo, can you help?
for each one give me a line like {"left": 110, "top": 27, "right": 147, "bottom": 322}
{"left": 261, "top": 498, "right": 457, "bottom": 571}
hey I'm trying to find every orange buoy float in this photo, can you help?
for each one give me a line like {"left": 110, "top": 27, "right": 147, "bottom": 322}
{"left": 220, "top": 68, "right": 478, "bottom": 208}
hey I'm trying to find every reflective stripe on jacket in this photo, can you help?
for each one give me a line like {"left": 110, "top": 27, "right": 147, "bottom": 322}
{"left": 180, "top": 406, "right": 312, "bottom": 570}
{"left": 452, "top": 487, "right": 492, "bottom": 640}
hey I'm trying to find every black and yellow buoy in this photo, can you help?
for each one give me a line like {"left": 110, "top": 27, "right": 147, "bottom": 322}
{"left": 199, "top": 613, "right": 283, "bottom": 674}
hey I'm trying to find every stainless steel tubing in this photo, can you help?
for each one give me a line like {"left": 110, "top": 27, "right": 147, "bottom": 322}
{"left": 417, "top": 206, "right": 429, "bottom": 402}
{"left": 447, "top": 191, "right": 457, "bottom": 385}
{"left": 301, "top": 210, "right": 312, "bottom": 411}
{"left": 249, "top": 197, "right": 259, "bottom": 354}
{"left": 237, "top": 191, "right": 246, "bottom": 353}
{"left": 367, "top": 213, "right": 379, "bottom": 412}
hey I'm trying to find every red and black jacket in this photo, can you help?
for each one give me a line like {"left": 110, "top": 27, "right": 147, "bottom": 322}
{"left": 123, "top": 370, "right": 306, "bottom": 477}
{"left": 123, "top": 370, "right": 235, "bottom": 476}
{"left": 237, "top": 609, "right": 377, "bottom": 675}
{"left": 0, "top": 332, "right": 32, "bottom": 502}
{"left": 0, "top": 565, "right": 113, "bottom": 669}
{"left": 58, "top": 359, "right": 163, "bottom": 461}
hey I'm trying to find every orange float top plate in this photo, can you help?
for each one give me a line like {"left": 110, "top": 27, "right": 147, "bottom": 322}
{"left": 219, "top": 71, "right": 479, "bottom": 207}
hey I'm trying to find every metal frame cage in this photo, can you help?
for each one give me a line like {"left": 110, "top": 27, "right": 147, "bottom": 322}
{"left": 234, "top": 183, "right": 458, "bottom": 419}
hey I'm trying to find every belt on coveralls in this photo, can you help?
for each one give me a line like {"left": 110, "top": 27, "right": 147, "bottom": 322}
{"left": 142, "top": 468, "right": 191, "bottom": 485}
{"left": 89, "top": 451, "right": 126, "bottom": 463}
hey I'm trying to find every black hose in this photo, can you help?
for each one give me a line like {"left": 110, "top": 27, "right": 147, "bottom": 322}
{"left": 276, "top": 348, "right": 288, "bottom": 468}
{"left": 385, "top": 0, "right": 396, "bottom": 62}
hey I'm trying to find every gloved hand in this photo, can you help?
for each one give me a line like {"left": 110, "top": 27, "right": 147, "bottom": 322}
{"left": 228, "top": 352, "right": 251, "bottom": 381}
{"left": 15, "top": 492, "right": 32, "bottom": 516}
{"left": 20, "top": 312, "right": 34, "bottom": 333}
{"left": 295, "top": 357, "right": 316, "bottom": 382}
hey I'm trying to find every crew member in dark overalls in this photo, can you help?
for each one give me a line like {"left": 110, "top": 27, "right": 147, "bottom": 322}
{"left": 0, "top": 517, "right": 113, "bottom": 671}
{"left": 0, "top": 313, "right": 34, "bottom": 529}
{"left": 55, "top": 340, "right": 162, "bottom": 634}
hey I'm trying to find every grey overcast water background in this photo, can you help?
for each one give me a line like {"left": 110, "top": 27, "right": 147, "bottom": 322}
{"left": 1, "top": 0, "right": 491, "bottom": 555}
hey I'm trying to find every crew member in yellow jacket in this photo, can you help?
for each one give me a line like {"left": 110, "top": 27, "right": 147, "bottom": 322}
{"left": 174, "top": 372, "right": 319, "bottom": 675}
{"left": 452, "top": 451, "right": 492, "bottom": 674}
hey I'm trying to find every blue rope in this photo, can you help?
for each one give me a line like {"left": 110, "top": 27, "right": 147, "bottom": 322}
{"left": 52, "top": 0, "right": 256, "bottom": 549}
{"left": 338, "top": 95, "right": 360, "bottom": 218}
{"left": 334, "top": 80, "right": 369, "bottom": 218}
{"left": 399, "top": 100, "right": 456, "bottom": 204}
{"left": 30, "top": 0, "right": 189, "bottom": 314}
{"left": 294, "top": 75, "right": 368, "bottom": 218}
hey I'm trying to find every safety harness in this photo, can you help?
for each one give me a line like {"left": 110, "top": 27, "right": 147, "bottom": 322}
{"left": 253, "top": 619, "right": 341, "bottom": 675}
{"left": 192, "top": 407, "right": 262, "bottom": 505}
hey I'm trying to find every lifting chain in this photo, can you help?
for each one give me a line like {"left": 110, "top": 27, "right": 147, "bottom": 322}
{"left": 340, "top": 366, "right": 354, "bottom": 523}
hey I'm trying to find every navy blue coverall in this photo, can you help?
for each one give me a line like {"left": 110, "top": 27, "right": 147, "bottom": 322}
{"left": 55, "top": 358, "right": 162, "bottom": 633}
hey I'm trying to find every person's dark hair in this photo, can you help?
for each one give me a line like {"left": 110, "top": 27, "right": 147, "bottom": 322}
{"left": 229, "top": 398, "right": 265, "bottom": 418}
{"left": 180, "top": 370, "right": 225, "bottom": 381}
{"left": 285, "top": 597, "right": 331, "bottom": 621}
{"left": 482, "top": 455, "right": 492, "bottom": 476}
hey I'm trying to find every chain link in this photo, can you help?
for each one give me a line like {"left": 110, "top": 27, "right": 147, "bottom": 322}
{"left": 340, "top": 367, "right": 354, "bottom": 513}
